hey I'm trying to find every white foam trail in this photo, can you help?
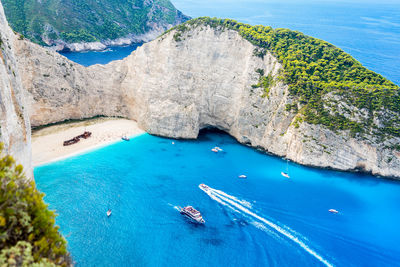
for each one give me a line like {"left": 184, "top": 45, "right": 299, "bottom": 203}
{"left": 204, "top": 190, "right": 243, "bottom": 215}
{"left": 201, "top": 186, "right": 334, "bottom": 267}
{"left": 212, "top": 188, "right": 252, "bottom": 208}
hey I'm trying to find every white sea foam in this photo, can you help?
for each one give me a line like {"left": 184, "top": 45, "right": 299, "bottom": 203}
{"left": 212, "top": 188, "right": 253, "bottom": 208}
{"left": 200, "top": 185, "right": 334, "bottom": 267}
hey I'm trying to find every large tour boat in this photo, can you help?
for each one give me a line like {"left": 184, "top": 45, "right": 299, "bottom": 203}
{"left": 180, "top": 206, "right": 205, "bottom": 224}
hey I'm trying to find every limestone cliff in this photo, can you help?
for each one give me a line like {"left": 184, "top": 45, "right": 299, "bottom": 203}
{"left": 15, "top": 22, "right": 400, "bottom": 179}
{"left": 14, "top": 40, "right": 130, "bottom": 126}
{"left": 0, "top": 3, "right": 31, "bottom": 176}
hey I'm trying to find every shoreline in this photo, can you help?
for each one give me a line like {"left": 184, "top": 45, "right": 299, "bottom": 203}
{"left": 32, "top": 118, "right": 145, "bottom": 167}
{"left": 47, "top": 29, "right": 163, "bottom": 53}
{"left": 34, "top": 132, "right": 146, "bottom": 168}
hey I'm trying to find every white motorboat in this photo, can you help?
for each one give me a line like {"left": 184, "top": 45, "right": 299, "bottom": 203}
{"left": 199, "top": 183, "right": 210, "bottom": 192}
{"left": 281, "top": 172, "right": 290, "bottom": 178}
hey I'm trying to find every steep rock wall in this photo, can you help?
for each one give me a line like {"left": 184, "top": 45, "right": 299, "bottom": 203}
{"left": 16, "top": 25, "right": 400, "bottom": 179}
{"left": 14, "top": 40, "right": 131, "bottom": 127}
{"left": 0, "top": 2, "right": 31, "bottom": 176}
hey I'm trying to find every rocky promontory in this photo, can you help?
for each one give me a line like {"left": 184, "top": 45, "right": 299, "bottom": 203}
{"left": 2, "top": 0, "right": 190, "bottom": 52}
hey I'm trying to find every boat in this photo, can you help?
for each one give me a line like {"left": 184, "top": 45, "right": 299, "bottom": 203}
{"left": 238, "top": 175, "right": 247, "bottom": 179}
{"left": 329, "top": 209, "right": 339, "bottom": 214}
{"left": 107, "top": 209, "right": 112, "bottom": 217}
{"left": 281, "top": 172, "right": 290, "bottom": 178}
{"left": 79, "top": 131, "right": 92, "bottom": 139}
{"left": 199, "top": 183, "right": 210, "bottom": 192}
{"left": 121, "top": 136, "right": 130, "bottom": 141}
{"left": 180, "top": 206, "right": 205, "bottom": 224}
{"left": 63, "top": 137, "right": 80, "bottom": 146}
{"left": 211, "top": 148, "right": 219, "bottom": 153}
{"left": 63, "top": 131, "right": 92, "bottom": 146}
{"left": 281, "top": 158, "right": 290, "bottom": 178}
{"left": 215, "top": 146, "right": 223, "bottom": 151}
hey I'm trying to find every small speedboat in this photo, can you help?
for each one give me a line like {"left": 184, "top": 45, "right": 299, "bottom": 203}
{"left": 107, "top": 209, "right": 112, "bottom": 217}
{"left": 180, "top": 206, "right": 205, "bottom": 224}
{"left": 281, "top": 172, "right": 290, "bottom": 178}
{"left": 238, "top": 175, "right": 247, "bottom": 179}
{"left": 329, "top": 209, "right": 339, "bottom": 214}
{"left": 122, "top": 136, "right": 130, "bottom": 141}
{"left": 211, "top": 148, "right": 219, "bottom": 153}
{"left": 199, "top": 184, "right": 210, "bottom": 192}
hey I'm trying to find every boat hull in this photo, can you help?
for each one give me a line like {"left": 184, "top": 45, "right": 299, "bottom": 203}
{"left": 180, "top": 209, "right": 205, "bottom": 224}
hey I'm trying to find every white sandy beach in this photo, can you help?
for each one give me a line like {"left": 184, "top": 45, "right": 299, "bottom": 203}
{"left": 32, "top": 118, "right": 145, "bottom": 166}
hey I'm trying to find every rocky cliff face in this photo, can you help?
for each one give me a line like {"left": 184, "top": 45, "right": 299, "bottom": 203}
{"left": 0, "top": 3, "right": 31, "bottom": 176}
{"left": 121, "top": 27, "right": 400, "bottom": 178}
{"left": 15, "top": 24, "right": 400, "bottom": 179}
{"left": 14, "top": 40, "right": 130, "bottom": 126}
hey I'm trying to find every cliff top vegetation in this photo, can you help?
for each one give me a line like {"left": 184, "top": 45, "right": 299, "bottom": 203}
{"left": 168, "top": 17, "right": 400, "bottom": 141}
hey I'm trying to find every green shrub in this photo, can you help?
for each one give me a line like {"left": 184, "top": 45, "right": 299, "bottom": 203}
{"left": 0, "top": 143, "right": 71, "bottom": 266}
{"left": 252, "top": 69, "right": 274, "bottom": 98}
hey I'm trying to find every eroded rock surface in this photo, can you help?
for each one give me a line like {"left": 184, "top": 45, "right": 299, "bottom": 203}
{"left": 0, "top": 3, "right": 31, "bottom": 176}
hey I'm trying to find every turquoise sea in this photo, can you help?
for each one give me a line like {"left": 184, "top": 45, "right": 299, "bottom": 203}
{"left": 35, "top": 131, "right": 400, "bottom": 266}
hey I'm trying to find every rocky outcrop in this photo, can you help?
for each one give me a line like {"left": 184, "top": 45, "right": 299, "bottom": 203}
{"left": 2, "top": 0, "right": 190, "bottom": 52}
{"left": 0, "top": 3, "right": 31, "bottom": 176}
{"left": 15, "top": 24, "right": 400, "bottom": 179}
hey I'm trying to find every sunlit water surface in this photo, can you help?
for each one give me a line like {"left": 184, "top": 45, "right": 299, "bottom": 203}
{"left": 35, "top": 131, "right": 400, "bottom": 266}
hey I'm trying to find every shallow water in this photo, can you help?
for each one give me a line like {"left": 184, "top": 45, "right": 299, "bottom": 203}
{"left": 35, "top": 130, "right": 400, "bottom": 266}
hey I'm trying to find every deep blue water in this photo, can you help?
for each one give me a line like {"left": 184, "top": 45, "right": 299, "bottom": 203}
{"left": 35, "top": 131, "right": 400, "bottom": 267}
{"left": 59, "top": 44, "right": 142, "bottom": 67}
{"left": 61, "top": 1, "right": 400, "bottom": 86}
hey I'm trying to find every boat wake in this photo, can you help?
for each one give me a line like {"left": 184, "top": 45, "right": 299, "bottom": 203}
{"left": 168, "top": 203, "right": 181, "bottom": 212}
{"left": 199, "top": 184, "right": 334, "bottom": 267}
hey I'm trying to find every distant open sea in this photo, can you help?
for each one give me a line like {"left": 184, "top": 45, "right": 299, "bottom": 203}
{"left": 61, "top": 0, "right": 400, "bottom": 85}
